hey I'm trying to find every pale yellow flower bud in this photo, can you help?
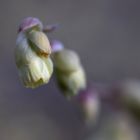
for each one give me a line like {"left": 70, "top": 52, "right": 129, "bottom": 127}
{"left": 15, "top": 31, "right": 53, "bottom": 88}
{"left": 53, "top": 48, "right": 87, "bottom": 97}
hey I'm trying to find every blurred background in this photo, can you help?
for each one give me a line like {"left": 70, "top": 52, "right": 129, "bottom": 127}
{"left": 0, "top": 0, "right": 140, "bottom": 139}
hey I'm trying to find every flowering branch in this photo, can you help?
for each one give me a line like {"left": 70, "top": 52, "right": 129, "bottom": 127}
{"left": 15, "top": 17, "right": 140, "bottom": 140}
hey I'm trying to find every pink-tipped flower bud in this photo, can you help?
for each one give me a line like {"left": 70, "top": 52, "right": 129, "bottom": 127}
{"left": 15, "top": 17, "right": 53, "bottom": 88}
{"left": 18, "top": 17, "right": 43, "bottom": 32}
{"left": 75, "top": 87, "right": 100, "bottom": 125}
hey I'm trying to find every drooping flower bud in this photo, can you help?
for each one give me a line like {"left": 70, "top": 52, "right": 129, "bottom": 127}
{"left": 51, "top": 42, "right": 87, "bottom": 97}
{"left": 15, "top": 17, "right": 53, "bottom": 88}
{"left": 75, "top": 87, "right": 100, "bottom": 125}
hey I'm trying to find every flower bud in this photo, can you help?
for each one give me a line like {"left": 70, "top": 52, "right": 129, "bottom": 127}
{"left": 15, "top": 18, "right": 53, "bottom": 88}
{"left": 114, "top": 79, "right": 140, "bottom": 116}
{"left": 53, "top": 49, "right": 81, "bottom": 72}
{"left": 106, "top": 113, "right": 137, "bottom": 140}
{"left": 87, "top": 112, "right": 137, "bottom": 140}
{"left": 75, "top": 87, "right": 100, "bottom": 125}
{"left": 52, "top": 48, "right": 86, "bottom": 97}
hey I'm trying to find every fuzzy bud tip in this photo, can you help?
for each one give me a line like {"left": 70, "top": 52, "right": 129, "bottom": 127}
{"left": 18, "top": 17, "right": 43, "bottom": 33}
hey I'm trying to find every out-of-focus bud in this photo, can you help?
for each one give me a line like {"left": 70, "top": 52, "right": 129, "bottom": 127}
{"left": 75, "top": 87, "right": 100, "bottom": 125}
{"left": 113, "top": 115, "right": 137, "bottom": 140}
{"left": 106, "top": 113, "right": 137, "bottom": 140}
{"left": 114, "top": 79, "right": 140, "bottom": 117}
{"left": 15, "top": 17, "right": 53, "bottom": 88}
{"left": 51, "top": 41, "right": 86, "bottom": 97}
{"left": 88, "top": 112, "right": 138, "bottom": 140}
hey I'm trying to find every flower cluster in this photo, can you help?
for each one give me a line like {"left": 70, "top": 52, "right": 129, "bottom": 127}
{"left": 15, "top": 18, "right": 140, "bottom": 133}
{"left": 51, "top": 40, "right": 86, "bottom": 98}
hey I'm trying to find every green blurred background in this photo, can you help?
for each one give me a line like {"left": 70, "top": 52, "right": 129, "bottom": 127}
{"left": 0, "top": 0, "right": 140, "bottom": 139}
